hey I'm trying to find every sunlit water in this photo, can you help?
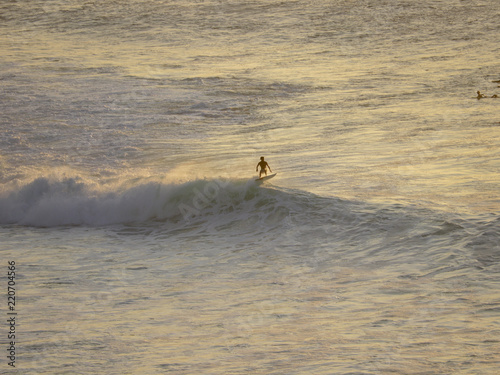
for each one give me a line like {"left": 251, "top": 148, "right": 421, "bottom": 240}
{"left": 1, "top": 0, "right": 499, "bottom": 374}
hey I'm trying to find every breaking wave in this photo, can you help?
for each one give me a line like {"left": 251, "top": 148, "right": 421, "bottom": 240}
{"left": 0, "top": 176, "right": 313, "bottom": 228}
{"left": 1, "top": 176, "right": 498, "bottom": 271}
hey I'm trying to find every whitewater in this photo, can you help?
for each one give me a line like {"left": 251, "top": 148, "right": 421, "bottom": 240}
{"left": 1, "top": 0, "right": 499, "bottom": 374}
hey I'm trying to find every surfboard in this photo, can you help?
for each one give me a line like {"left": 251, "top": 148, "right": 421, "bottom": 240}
{"left": 255, "top": 173, "right": 277, "bottom": 182}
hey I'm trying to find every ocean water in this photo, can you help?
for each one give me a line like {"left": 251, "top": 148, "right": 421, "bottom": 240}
{"left": 1, "top": 0, "right": 499, "bottom": 374}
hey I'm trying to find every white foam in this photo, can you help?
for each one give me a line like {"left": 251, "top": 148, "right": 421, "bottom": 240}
{"left": 0, "top": 176, "right": 270, "bottom": 227}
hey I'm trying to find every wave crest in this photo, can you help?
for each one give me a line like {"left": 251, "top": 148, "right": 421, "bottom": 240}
{"left": 0, "top": 176, "right": 281, "bottom": 227}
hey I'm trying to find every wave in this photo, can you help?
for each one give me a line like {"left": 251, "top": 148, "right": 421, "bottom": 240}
{"left": 2, "top": 176, "right": 498, "bottom": 275}
{"left": 0, "top": 174, "right": 387, "bottom": 239}
{"left": 0, "top": 176, "right": 299, "bottom": 228}
{"left": 1, "top": 177, "right": 498, "bottom": 267}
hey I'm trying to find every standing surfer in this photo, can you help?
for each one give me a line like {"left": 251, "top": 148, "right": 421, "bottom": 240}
{"left": 256, "top": 156, "right": 272, "bottom": 178}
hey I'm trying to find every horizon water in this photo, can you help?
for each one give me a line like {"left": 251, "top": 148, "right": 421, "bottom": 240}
{"left": 1, "top": 0, "right": 499, "bottom": 374}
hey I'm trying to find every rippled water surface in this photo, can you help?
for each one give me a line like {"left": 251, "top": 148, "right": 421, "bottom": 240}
{"left": 1, "top": 0, "right": 499, "bottom": 374}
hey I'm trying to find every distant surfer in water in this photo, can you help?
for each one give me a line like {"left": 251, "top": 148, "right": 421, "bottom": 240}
{"left": 476, "top": 91, "right": 498, "bottom": 99}
{"left": 256, "top": 156, "right": 272, "bottom": 178}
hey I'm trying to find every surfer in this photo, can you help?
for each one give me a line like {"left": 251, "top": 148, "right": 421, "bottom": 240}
{"left": 476, "top": 91, "right": 498, "bottom": 99}
{"left": 256, "top": 156, "right": 272, "bottom": 178}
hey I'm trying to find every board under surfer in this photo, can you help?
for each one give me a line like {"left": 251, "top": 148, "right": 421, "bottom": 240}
{"left": 256, "top": 156, "right": 272, "bottom": 178}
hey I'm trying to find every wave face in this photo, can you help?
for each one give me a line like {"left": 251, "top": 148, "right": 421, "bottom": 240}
{"left": 2, "top": 177, "right": 498, "bottom": 268}
{"left": 0, "top": 176, "right": 306, "bottom": 227}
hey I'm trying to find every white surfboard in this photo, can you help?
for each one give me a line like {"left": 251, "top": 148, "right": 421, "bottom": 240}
{"left": 255, "top": 173, "right": 277, "bottom": 182}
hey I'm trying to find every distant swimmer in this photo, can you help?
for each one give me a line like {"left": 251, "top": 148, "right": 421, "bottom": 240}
{"left": 256, "top": 156, "right": 272, "bottom": 178}
{"left": 477, "top": 91, "right": 498, "bottom": 99}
